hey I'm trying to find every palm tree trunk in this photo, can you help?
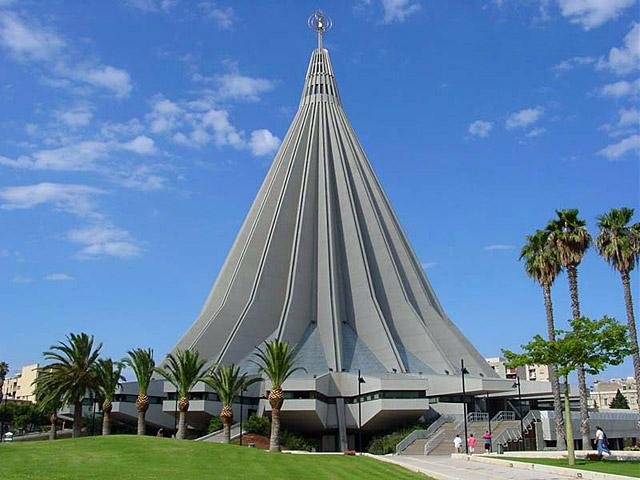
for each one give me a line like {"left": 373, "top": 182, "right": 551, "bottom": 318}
{"left": 543, "top": 283, "right": 566, "bottom": 450}
{"left": 270, "top": 409, "right": 281, "bottom": 452}
{"left": 567, "top": 265, "right": 590, "bottom": 448}
{"left": 222, "top": 417, "right": 231, "bottom": 444}
{"left": 621, "top": 270, "right": 640, "bottom": 409}
{"left": 137, "top": 410, "right": 146, "bottom": 436}
{"left": 72, "top": 400, "right": 83, "bottom": 438}
{"left": 102, "top": 411, "right": 111, "bottom": 436}
{"left": 564, "top": 376, "right": 575, "bottom": 466}
{"left": 177, "top": 410, "right": 187, "bottom": 439}
{"left": 49, "top": 413, "right": 57, "bottom": 440}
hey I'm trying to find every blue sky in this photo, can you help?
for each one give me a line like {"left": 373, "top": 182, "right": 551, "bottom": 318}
{"left": 0, "top": 0, "right": 638, "bottom": 385}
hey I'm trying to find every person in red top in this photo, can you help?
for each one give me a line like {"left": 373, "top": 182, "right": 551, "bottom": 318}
{"left": 468, "top": 433, "right": 477, "bottom": 454}
{"left": 482, "top": 431, "right": 492, "bottom": 453}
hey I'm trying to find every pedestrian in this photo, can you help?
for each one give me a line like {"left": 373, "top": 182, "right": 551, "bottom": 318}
{"left": 468, "top": 433, "right": 476, "bottom": 454}
{"left": 156, "top": 428, "right": 164, "bottom": 438}
{"left": 482, "top": 430, "right": 492, "bottom": 453}
{"left": 594, "top": 426, "right": 610, "bottom": 457}
{"left": 453, "top": 434, "right": 463, "bottom": 453}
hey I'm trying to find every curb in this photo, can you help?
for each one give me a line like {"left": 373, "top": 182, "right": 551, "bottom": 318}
{"left": 460, "top": 454, "right": 636, "bottom": 480}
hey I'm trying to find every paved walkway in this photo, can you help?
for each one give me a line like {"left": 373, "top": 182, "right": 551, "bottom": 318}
{"left": 388, "top": 455, "right": 577, "bottom": 480}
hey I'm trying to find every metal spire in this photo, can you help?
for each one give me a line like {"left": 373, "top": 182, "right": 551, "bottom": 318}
{"left": 308, "top": 10, "right": 332, "bottom": 50}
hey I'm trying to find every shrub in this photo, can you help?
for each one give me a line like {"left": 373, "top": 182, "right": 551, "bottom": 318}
{"left": 244, "top": 414, "right": 270, "bottom": 436}
{"left": 207, "top": 417, "right": 223, "bottom": 434}
{"left": 280, "top": 430, "right": 320, "bottom": 452}
{"left": 366, "top": 420, "right": 433, "bottom": 455}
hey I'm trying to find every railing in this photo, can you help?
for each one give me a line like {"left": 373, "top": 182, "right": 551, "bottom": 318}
{"left": 467, "top": 412, "right": 489, "bottom": 423}
{"left": 492, "top": 411, "right": 516, "bottom": 422}
{"left": 494, "top": 410, "right": 541, "bottom": 447}
{"left": 395, "top": 414, "right": 456, "bottom": 454}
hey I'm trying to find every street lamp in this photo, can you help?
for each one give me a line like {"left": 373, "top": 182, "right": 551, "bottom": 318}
{"left": 460, "top": 359, "right": 469, "bottom": 454}
{"left": 357, "top": 370, "right": 366, "bottom": 454}
{"left": 512, "top": 376, "right": 525, "bottom": 451}
{"left": 239, "top": 389, "right": 244, "bottom": 447}
{"left": 485, "top": 392, "right": 492, "bottom": 453}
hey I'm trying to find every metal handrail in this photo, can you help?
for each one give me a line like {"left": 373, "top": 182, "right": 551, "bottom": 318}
{"left": 492, "top": 411, "right": 516, "bottom": 422}
{"left": 494, "top": 410, "right": 541, "bottom": 446}
{"left": 467, "top": 412, "right": 489, "bottom": 423}
{"left": 395, "top": 414, "right": 456, "bottom": 454}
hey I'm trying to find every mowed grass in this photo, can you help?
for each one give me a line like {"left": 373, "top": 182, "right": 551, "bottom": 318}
{"left": 500, "top": 456, "right": 640, "bottom": 478}
{"left": 0, "top": 435, "right": 430, "bottom": 480}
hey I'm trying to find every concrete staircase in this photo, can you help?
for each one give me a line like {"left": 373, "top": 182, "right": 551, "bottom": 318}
{"left": 195, "top": 422, "right": 244, "bottom": 443}
{"left": 398, "top": 412, "right": 524, "bottom": 455}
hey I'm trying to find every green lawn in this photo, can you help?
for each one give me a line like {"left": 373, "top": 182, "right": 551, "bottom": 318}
{"left": 500, "top": 456, "right": 640, "bottom": 478}
{"left": 0, "top": 436, "right": 429, "bottom": 480}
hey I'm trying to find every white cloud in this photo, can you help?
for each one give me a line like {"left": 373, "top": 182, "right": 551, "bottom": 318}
{"left": 598, "top": 134, "right": 640, "bottom": 160}
{"left": 600, "top": 78, "right": 640, "bottom": 97}
{"left": 44, "top": 273, "right": 74, "bottom": 281}
{"left": 199, "top": 2, "right": 235, "bottom": 29}
{"left": 12, "top": 275, "right": 33, "bottom": 284}
{"left": 484, "top": 244, "right": 516, "bottom": 251}
{"left": 0, "top": 11, "right": 64, "bottom": 61}
{"left": 597, "top": 23, "right": 640, "bottom": 76}
{"left": 67, "top": 224, "right": 141, "bottom": 258}
{"left": 249, "top": 129, "right": 281, "bottom": 156}
{"left": 468, "top": 120, "right": 493, "bottom": 138}
{"left": 421, "top": 261, "right": 438, "bottom": 269}
{"left": 617, "top": 108, "right": 640, "bottom": 127}
{"left": 127, "top": 0, "right": 177, "bottom": 12}
{"left": 526, "top": 127, "right": 547, "bottom": 137}
{"left": 54, "top": 104, "right": 93, "bottom": 128}
{"left": 556, "top": 0, "right": 636, "bottom": 30}
{"left": 552, "top": 56, "right": 595, "bottom": 72}
{"left": 0, "top": 12, "right": 132, "bottom": 97}
{"left": 0, "top": 183, "right": 104, "bottom": 217}
{"left": 148, "top": 97, "right": 183, "bottom": 133}
{"left": 215, "top": 73, "right": 275, "bottom": 102}
{"left": 381, "top": 0, "right": 421, "bottom": 24}
{"left": 59, "top": 64, "right": 133, "bottom": 98}
{"left": 119, "top": 135, "right": 157, "bottom": 155}
{"left": 506, "top": 106, "right": 544, "bottom": 129}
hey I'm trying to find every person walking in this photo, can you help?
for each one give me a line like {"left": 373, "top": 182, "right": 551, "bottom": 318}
{"left": 594, "top": 426, "right": 610, "bottom": 457}
{"left": 453, "top": 434, "right": 463, "bottom": 453}
{"left": 482, "top": 430, "right": 492, "bottom": 453}
{"left": 468, "top": 433, "right": 477, "bottom": 454}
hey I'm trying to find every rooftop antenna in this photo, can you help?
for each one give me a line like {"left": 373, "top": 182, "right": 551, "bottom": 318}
{"left": 308, "top": 10, "right": 332, "bottom": 50}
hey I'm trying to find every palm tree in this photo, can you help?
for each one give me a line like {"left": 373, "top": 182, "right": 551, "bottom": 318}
{"left": 597, "top": 207, "right": 640, "bottom": 408}
{"left": 95, "top": 358, "right": 125, "bottom": 436}
{"left": 155, "top": 349, "right": 207, "bottom": 439}
{"left": 252, "top": 339, "right": 305, "bottom": 452}
{"left": 123, "top": 348, "right": 156, "bottom": 435}
{"left": 203, "top": 364, "right": 261, "bottom": 444}
{"left": 0, "top": 362, "right": 8, "bottom": 395}
{"left": 33, "top": 373, "right": 64, "bottom": 440}
{"left": 520, "top": 229, "right": 566, "bottom": 449}
{"left": 546, "top": 209, "right": 592, "bottom": 448}
{"left": 36, "top": 333, "right": 102, "bottom": 438}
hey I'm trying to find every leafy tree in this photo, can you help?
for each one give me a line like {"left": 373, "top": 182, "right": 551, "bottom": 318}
{"left": 244, "top": 414, "right": 271, "bottom": 436}
{"left": 609, "top": 389, "right": 630, "bottom": 409}
{"left": 94, "top": 358, "right": 125, "bottom": 436}
{"left": 123, "top": 348, "right": 155, "bottom": 435}
{"left": 203, "top": 364, "right": 260, "bottom": 443}
{"left": 155, "top": 349, "right": 207, "bottom": 439}
{"left": 504, "top": 315, "right": 631, "bottom": 465}
{"left": 0, "top": 362, "right": 8, "bottom": 397}
{"left": 252, "top": 339, "right": 305, "bottom": 452}
{"left": 546, "top": 209, "right": 592, "bottom": 447}
{"left": 36, "top": 333, "right": 102, "bottom": 438}
{"left": 597, "top": 207, "right": 640, "bottom": 408}
{"left": 520, "top": 229, "right": 566, "bottom": 449}
{"left": 207, "top": 416, "right": 223, "bottom": 434}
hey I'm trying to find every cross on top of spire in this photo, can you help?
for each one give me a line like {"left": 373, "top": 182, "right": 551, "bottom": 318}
{"left": 308, "top": 10, "right": 332, "bottom": 50}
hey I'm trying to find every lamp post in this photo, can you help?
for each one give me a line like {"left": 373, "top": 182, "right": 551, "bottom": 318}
{"left": 485, "top": 391, "right": 492, "bottom": 453}
{"left": 460, "top": 359, "right": 469, "bottom": 454}
{"left": 512, "top": 376, "right": 525, "bottom": 451}
{"left": 239, "top": 389, "right": 244, "bottom": 447}
{"left": 357, "top": 370, "right": 366, "bottom": 454}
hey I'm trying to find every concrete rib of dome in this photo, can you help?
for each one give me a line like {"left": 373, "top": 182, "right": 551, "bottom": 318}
{"left": 170, "top": 47, "right": 498, "bottom": 380}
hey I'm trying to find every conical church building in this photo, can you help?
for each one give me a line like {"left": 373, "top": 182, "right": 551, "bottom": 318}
{"left": 165, "top": 12, "right": 513, "bottom": 450}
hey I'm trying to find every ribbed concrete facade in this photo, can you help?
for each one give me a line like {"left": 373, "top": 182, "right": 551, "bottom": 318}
{"left": 172, "top": 45, "right": 497, "bottom": 381}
